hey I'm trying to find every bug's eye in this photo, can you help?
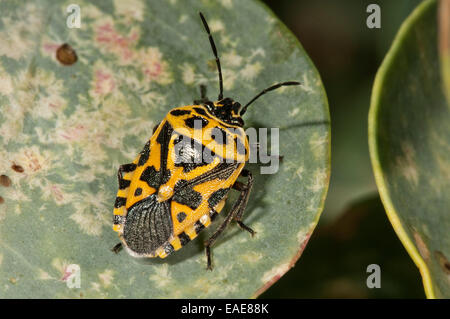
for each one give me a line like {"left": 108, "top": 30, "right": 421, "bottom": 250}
{"left": 232, "top": 102, "right": 241, "bottom": 114}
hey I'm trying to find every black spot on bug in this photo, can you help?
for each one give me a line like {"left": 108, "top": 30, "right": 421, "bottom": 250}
{"left": 170, "top": 109, "right": 191, "bottom": 116}
{"left": 211, "top": 127, "right": 228, "bottom": 145}
{"left": 164, "top": 243, "right": 175, "bottom": 255}
{"left": 138, "top": 141, "right": 150, "bottom": 166}
{"left": 139, "top": 166, "right": 158, "bottom": 188}
{"left": 178, "top": 232, "right": 191, "bottom": 246}
{"left": 118, "top": 178, "right": 131, "bottom": 190}
{"left": 156, "top": 121, "right": 173, "bottom": 184}
{"left": 173, "top": 180, "right": 203, "bottom": 210}
{"left": 0, "top": 175, "right": 11, "bottom": 187}
{"left": 173, "top": 135, "right": 215, "bottom": 172}
{"left": 56, "top": 43, "right": 77, "bottom": 65}
{"left": 173, "top": 135, "right": 183, "bottom": 144}
{"left": 177, "top": 212, "right": 187, "bottom": 223}
{"left": 140, "top": 166, "right": 170, "bottom": 189}
{"left": 134, "top": 187, "right": 142, "bottom": 196}
{"left": 152, "top": 122, "right": 160, "bottom": 134}
{"left": 121, "top": 163, "right": 137, "bottom": 173}
{"left": 11, "top": 164, "right": 24, "bottom": 173}
{"left": 185, "top": 116, "right": 209, "bottom": 129}
{"left": 114, "top": 197, "right": 127, "bottom": 208}
{"left": 235, "top": 137, "right": 247, "bottom": 155}
{"left": 208, "top": 188, "right": 229, "bottom": 209}
{"left": 194, "top": 221, "right": 205, "bottom": 234}
{"left": 209, "top": 209, "right": 218, "bottom": 221}
{"left": 193, "top": 107, "right": 209, "bottom": 117}
{"left": 113, "top": 215, "right": 124, "bottom": 225}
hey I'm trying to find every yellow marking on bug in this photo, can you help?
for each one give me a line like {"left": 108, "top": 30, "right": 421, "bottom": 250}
{"left": 113, "top": 224, "right": 122, "bottom": 232}
{"left": 116, "top": 190, "right": 127, "bottom": 198}
{"left": 113, "top": 208, "right": 124, "bottom": 216}
{"left": 215, "top": 197, "right": 227, "bottom": 213}
{"left": 200, "top": 214, "right": 211, "bottom": 228}
{"left": 185, "top": 224, "right": 198, "bottom": 240}
{"left": 156, "top": 247, "right": 167, "bottom": 258}
{"left": 170, "top": 237, "right": 182, "bottom": 251}
{"left": 157, "top": 185, "right": 173, "bottom": 202}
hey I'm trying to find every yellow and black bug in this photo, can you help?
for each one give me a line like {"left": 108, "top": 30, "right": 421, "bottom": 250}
{"left": 112, "top": 12, "right": 300, "bottom": 270}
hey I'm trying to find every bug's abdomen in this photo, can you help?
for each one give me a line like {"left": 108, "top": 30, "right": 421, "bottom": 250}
{"left": 122, "top": 195, "right": 172, "bottom": 256}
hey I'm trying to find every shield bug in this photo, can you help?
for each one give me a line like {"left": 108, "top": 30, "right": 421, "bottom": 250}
{"left": 112, "top": 12, "right": 300, "bottom": 270}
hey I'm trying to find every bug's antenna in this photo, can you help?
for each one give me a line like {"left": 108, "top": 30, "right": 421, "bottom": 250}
{"left": 199, "top": 12, "right": 224, "bottom": 101}
{"left": 240, "top": 81, "right": 301, "bottom": 115}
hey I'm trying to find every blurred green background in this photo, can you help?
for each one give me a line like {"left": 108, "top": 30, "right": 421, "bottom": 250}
{"left": 260, "top": 0, "right": 425, "bottom": 298}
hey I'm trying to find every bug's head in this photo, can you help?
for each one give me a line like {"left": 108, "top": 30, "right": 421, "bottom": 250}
{"left": 208, "top": 97, "right": 244, "bottom": 127}
{"left": 199, "top": 12, "right": 300, "bottom": 127}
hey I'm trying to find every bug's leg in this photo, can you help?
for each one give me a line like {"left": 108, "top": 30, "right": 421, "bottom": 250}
{"left": 204, "top": 192, "right": 245, "bottom": 270}
{"left": 232, "top": 169, "right": 256, "bottom": 236}
{"left": 152, "top": 122, "right": 160, "bottom": 134}
{"left": 111, "top": 242, "right": 122, "bottom": 254}
{"left": 204, "top": 169, "right": 255, "bottom": 270}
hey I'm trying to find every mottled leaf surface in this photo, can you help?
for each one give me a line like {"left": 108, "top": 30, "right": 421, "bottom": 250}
{"left": 0, "top": 0, "right": 329, "bottom": 298}
{"left": 369, "top": 0, "right": 450, "bottom": 298}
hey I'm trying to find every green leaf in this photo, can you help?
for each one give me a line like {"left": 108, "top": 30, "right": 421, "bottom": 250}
{"left": 369, "top": 0, "right": 450, "bottom": 298}
{"left": 439, "top": 0, "right": 450, "bottom": 105}
{"left": 0, "top": 0, "right": 330, "bottom": 298}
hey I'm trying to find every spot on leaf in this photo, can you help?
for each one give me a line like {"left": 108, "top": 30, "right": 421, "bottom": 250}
{"left": 56, "top": 43, "right": 78, "bottom": 65}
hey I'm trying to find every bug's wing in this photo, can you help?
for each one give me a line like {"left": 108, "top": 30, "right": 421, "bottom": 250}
{"left": 161, "top": 160, "right": 244, "bottom": 255}
{"left": 124, "top": 120, "right": 173, "bottom": 209}
{"left": 122, "top": 194, "right": 172, "bottom": 256}
{"left": 169, "top": 161, "right": 244, "bottom": 235}
{"left": 115, "top": 121, "right": 176, "bottom": 257}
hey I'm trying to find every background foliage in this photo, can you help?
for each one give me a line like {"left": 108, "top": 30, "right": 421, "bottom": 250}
{"left": 261, "top": 0, "right": 427, "bottom": 298}
{"left": 0, "top": 0, "right": 329, "bottom": 298}
{"left": 369, "top": 0, "right": 450, "bottom": 298}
